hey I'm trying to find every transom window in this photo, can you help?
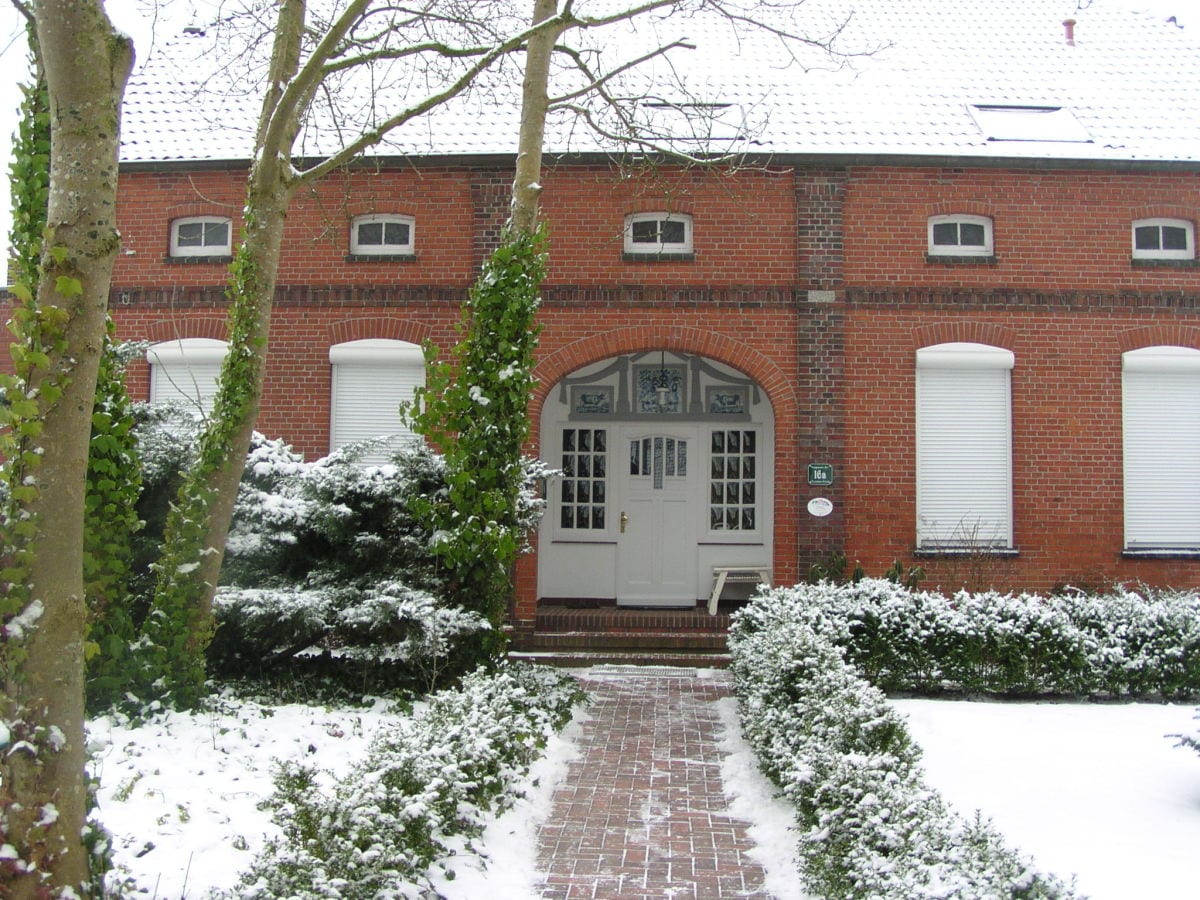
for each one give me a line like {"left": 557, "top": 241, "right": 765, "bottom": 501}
{"left": 624, "top": 212, "right": 693, "bottom": 255}
{"left": 709, "top": 429, "right": 757, "bottom": 531}
{"left": 170, "top": 216, "right": 232, "bottom": 257}
{"left": 928, "top": 215, "right": 993, "bottom": 256}
{"left": 351, "top": 214, "right": 415, "bottom": 255}
{"left": 561, "top": 428, "right": 608, "bottom": 530}
{"left": 1132, "top": 218, "right": 1194, "bottom": 260}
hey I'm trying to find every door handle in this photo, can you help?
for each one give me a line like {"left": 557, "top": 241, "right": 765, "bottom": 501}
{"left": 620, "top": 511, "right": 628, "bottom": 533}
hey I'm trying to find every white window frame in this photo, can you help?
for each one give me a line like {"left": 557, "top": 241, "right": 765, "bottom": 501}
{"left": 170, "top": 216, "right": 232, "bottom": 257}
{"left": 1122, "top": 346, "right": 1200, "bottom": 550}
{"left": 624, "top": 212, "right": 694, "bottom": 255}
{"left": 329, "top": 339, "right": 425, "bottom": 464}
{"left": 1131, "top": 218, "right": 1195, "bottom": 261}
{"left": 927, "top": 214, "right": 993, "bottom": 257}
{"left": 147, "top": 337, "right": 229, "bottom": 416}
{"left": 350, "top": 214, "right": 415, "bottom": 255}
{"left": 916, "top": 342, "right": 1014, "bottom": 550}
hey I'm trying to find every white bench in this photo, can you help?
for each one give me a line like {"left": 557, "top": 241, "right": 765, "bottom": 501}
{"left": 708, "top": 566, "right": 771, "bottom": 615}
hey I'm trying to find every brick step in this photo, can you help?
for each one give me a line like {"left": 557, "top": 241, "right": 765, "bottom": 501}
{"left": 528, "top": 630, "right": 728, "bottom": 651}
{"left": 535, "top": 606, "right": 734, "bottom": 634}
{"left": 509, "top": 649, "right": 731, "bottom": 669}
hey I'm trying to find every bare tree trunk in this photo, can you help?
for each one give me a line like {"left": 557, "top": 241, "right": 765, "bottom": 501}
{"left": 1, "top": 1, "right": 132, "bottom": 895}
{"left": 511, "top": 0, "right": 565, "bottom": 232}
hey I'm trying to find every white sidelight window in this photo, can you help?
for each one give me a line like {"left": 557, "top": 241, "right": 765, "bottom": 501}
{"left": 1122, "top": 346, "right": 1200, "bottom": 549}
{"left": 147, "top": 338, "right": 229, "bottom": 416}
{"left": 916, "top": 342, "right": 1014, "bottom": 549}
{"left": 329, "top": 339, "right": 425, "bottom": 463}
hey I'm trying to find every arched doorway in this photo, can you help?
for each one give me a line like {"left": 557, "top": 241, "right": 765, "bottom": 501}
{"left": 538, "top": 351, "right": 774, "bottom": 607}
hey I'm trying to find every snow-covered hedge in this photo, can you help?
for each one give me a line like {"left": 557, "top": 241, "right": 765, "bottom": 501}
{"left": 225, "top": 664, "right": 584, "bottom": 899}
{"left": 729, "top": 594, "right": 1078, "bottom": 899}
{"left": 210, "top": 581, "right": 488, "bottom": 691}
{"left": 765, "top": 578, "right": 1200, "bottom": 699}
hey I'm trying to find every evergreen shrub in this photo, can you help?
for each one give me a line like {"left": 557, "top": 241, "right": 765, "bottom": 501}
{"left": 226, "top": 664, "right": 584, "bottom": 899}
{"left": 729, "top": 593, "right": 1079, "bottom": 899}
{"left": 764, "top": 578, "right": 1200, "bottom": 699}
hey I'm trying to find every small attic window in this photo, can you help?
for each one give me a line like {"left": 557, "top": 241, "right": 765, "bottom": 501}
{"left": 928, "top": 214, "right": 993, "bottom": 257}
{"left": 170, "top": 216, "right": 232, "bottom": 259}
{"left": 1132, "top": 218, "right": 1195, "bottom": 261}
{"left": 350, "top": 214, "right": 415, "bottom": 257}
{"left": 624, "top": 212, "right": 694, "bottom": 257}
{"left": 969, "top": 105, "right": 1091, "bottom": 143}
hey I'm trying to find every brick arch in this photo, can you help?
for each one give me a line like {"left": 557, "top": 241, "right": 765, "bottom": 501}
{"left": 624, "top": 200, "right": 696, "bottom": 217}
{"left": 328, "top": 317, "right": 432, "bottom": 345}
{"left": 912, "top": 321, "right": 1016, "bottom": 351}
{"left": 166, "top": 203, "right": 239, "bottom": 219}
{"left": 1130, "top": 205, "right": 1197, "bottom": 222}
{"left": 1116, "top": 324, "right": 1200, "bottom": 354}
{"left": 531, "top": 325, "right": 798, "bottom": 425}
{"left": 144, "top": 317, "right": 228, "bottom": 343}
{"left": 926, "top": 202, "right": 996, "bottom": 219}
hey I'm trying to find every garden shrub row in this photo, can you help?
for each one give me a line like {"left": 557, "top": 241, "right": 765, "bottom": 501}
{"left": 224, "top": 663, "right": 585, "bottom": 899}
{"left": 771, "top": 578, "right": 1200, "bottom": 699}
{"left": 729, "top": 592, "right": 1079, "bottom": 899}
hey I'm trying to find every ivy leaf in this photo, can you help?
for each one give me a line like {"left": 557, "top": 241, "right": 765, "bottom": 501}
{"left": 55, "top": 275, "right": 84, "bottom": 297}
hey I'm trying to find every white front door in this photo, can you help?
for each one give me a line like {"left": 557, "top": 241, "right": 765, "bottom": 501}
{"left": 616, "top": 428, "right": 699, "bottom": 606}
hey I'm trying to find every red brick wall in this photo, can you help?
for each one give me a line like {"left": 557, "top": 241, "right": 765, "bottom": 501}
{"left": 844, "top": 166, "right": 1200, "bottom": 293}
{"left": 10, "top": 158, "right": 1199, "bottom": 608}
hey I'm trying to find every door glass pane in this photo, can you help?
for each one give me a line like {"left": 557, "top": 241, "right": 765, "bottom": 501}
{"left": 561, "top": 428, "right": 607, "bottom": 531}
{"left": 708, "top": 429, "right": 758, "bottom": 532}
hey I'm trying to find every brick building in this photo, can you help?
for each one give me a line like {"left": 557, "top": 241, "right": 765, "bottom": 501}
{"left": 101, "top": 0, "right": 1200, "bottom": 632}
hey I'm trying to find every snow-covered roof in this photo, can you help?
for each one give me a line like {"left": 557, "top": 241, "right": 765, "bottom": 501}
{"left": 119, "top": 0, "right": 1200, "bottom": 167}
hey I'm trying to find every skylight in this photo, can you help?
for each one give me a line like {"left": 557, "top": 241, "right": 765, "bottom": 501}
{"left": 968, "top": 105, "right": 1092, "bottom": 143}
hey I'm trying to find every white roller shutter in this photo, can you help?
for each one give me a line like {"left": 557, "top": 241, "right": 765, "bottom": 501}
{"left": 1123, "top": 346, "right": 1200, "bottom": 549}
{"left": 147, "top": 338, "right": 228, "bottom": 417}
{"left": 330, "top": 339, "right": 425, "bottom": 464}
{"left": 916, "top": 343, "right": 1014, "bottom": 548}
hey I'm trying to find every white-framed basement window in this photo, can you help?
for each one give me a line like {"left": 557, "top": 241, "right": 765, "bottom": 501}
{"left": 1131, "top": 218, "right": 1195, "bottom": 261}
{"left": 916, "top": 342, "right": 1014, "bottom": 549}
{"left": 624, "top": 212, "right": 693, "bottom": 255}
{"left": 147, "top": 338, "right": 229, "bottom": 417}
{"left": 927, "top": 214, "right": 993, "bottom": 257}
{"left": 350, "top": 214, "right": 415, "bottom": 256}
{"left": 170, "top": 216, "right": 232, "bottom": 258}
{"left": 1122, "top": 346, "right": 1200, "bottom": 550}
{"left": 329, "top": 339, "right": 425, "bottom": 464}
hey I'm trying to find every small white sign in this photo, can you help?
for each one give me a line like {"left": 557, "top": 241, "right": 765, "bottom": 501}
{"left": 807, "top": 497, "right": 834, "bottom": 517}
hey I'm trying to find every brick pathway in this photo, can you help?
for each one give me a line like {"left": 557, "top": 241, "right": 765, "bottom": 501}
{"left": 536, "top": 667, "right": 782, "bottom": 899}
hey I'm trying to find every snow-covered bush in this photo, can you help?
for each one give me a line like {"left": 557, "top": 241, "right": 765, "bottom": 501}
{"left": 210, "top": 581, "right": 489, "bottom": 692}
{"left": 226, "top": 664, "right": 584, "bottom": 899}
{"left": 764, "top": 579, "right": 1200, "bottom": 699}
{"left": 730, "top": 594, "right": 1078, "bottom": 899}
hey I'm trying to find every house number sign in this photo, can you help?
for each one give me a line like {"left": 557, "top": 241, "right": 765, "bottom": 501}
{"left": 807, "top": 463, "right": 834, "bottom": 486}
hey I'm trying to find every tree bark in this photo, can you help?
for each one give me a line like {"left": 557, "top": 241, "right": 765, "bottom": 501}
{"left": 511, "top": 0, "right": 566, "bottom": 232}
{"left": 2, "top": 1, "right": 132, "bottom": 895}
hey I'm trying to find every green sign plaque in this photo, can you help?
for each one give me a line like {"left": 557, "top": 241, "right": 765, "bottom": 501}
{"left": 808, "top": 463, "right": 834, "bottom": 486}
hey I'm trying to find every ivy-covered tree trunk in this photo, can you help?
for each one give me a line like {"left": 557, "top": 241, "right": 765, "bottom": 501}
{"left": 143, "top": 2, "right": 303, "bottom": 704}
{"left": 0, "top": 2, "right": 133, "bottom": 895}
{"left": 406, "top": 1, "right": 562, "bottom": 648}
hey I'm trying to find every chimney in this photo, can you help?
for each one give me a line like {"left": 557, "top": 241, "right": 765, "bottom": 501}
{"left": 1063, "top": 18, "right": 1076, "bottom": 46}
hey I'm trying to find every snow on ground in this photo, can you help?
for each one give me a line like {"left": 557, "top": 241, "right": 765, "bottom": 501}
{"left": 891, "top": 699, "right": 1200, "bottom": 900}
{"left": 89, "top": 675, "right": 1200, "bottom": 899}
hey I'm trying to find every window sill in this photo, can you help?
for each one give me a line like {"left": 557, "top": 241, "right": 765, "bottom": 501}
{"left": 622, "top": 252, "right": 695, "bottom": 262}
{"left": 914, "top": 546, "right": 1019, "bottom": 558}
{"left": 1130, "top": 258, "right": 1199, "bottom": 269}
{"left": 165, "top": 254, "right": 233, "bottom": 265}
{"left": 346, "top": 253, "right": 417, "bottom": 263}
{"left": 925, "top": 254, "right": 998, "bottom": 266}
{"left": 1122, "top": 548, "right": 1200, "bottom": 558}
